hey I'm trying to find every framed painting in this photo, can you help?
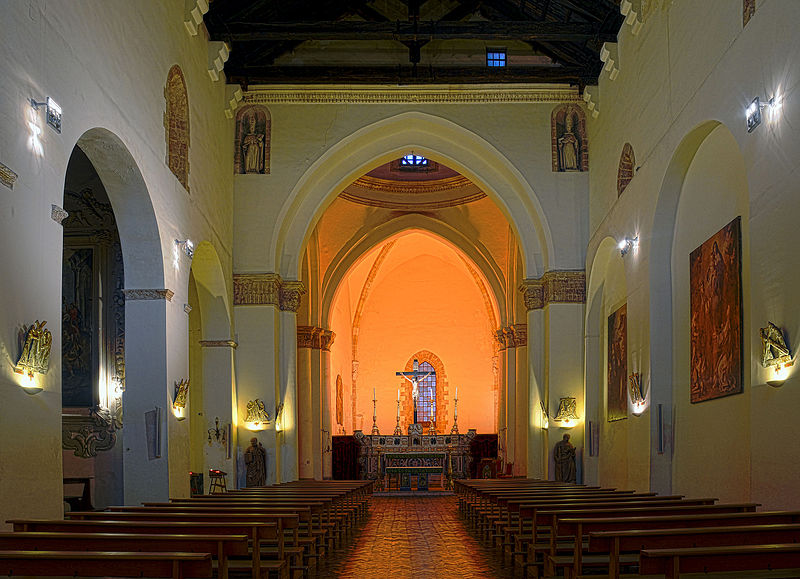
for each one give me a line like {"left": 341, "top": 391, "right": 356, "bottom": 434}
{"left": 689, "top": 217, "right": 743, "bottom": 403}
{"left": 607, "top": 303, "right": 627, "bottom": 421}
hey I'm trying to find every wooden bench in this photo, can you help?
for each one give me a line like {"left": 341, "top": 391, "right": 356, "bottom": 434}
{"left": 640, "top": 543, "right": 800, "bottom": 578}
{"left": 0, "top": 550, "right": 212, "bottom": 578}
{"left": 0, "top": 531, "right": 247, "bottom": 579}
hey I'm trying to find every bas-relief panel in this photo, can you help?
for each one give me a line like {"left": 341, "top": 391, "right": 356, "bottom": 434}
{"left": 551, "top": 104, "right": 588, "bottom": 172}
{"left": 689, "top": 217, "right": 743, "bottom": 403}
{"left": 165, "top": 65, "right": 189, "bottom": 190}
{"left": 62, "top": 248, "right": 94, "bottom": 407}
{"left": 617, "top": 143, "right": 635, "bottom": 197}
{"left": 607, "top": 303, "right": 627, "bottom": 421}
{"left": 336, "top": 374, "right": 344, "bottom": 427}
{"left": 234, "top": 105, "right": 270, "bottom": 174}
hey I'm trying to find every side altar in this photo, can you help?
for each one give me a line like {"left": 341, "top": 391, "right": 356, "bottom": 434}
{"left": 353, "top": 427, "right": 476, "bottom": 491}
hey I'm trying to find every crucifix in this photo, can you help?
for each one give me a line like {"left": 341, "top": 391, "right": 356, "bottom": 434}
{"left": 396, "top": 358, "right": 435, "bottom": 424}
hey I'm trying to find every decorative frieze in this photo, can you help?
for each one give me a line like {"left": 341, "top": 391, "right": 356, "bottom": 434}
{"left": 233, "top": 273, "right": 281, "bottom": 305}
{"left": 244, "top": 86, "right": 581, "bottom": 105}
{"left": 1, "top": 162, "right": 19, "bottom": 189}
{"left": 279, "top": 280, "right": 306, "bottom": 312}
{"left": 495, "top": 324, "right": 528, "bottom": 350}
{"left": 51, "top": 204, "right": 69, "bottom": 225}
{"left": 123, "top": 289, "right": 175, "bottom": 302}
{"left": 199, "top": 339, "right": 238, "bottom": 349}
{"left": 297, "top": 326, "right": 336, "bottom": 350}
{"left": 520, "top": 270, "right": 586, "bottom": 311}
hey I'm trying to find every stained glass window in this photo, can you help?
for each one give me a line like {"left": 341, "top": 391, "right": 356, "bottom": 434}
{"left": 401, "top": 154, "right": 429, "bottom": 166}
{"left": 417, "top": 360, "right": 437, "bottom": 424}
{"left": 487, "top": 50, "right": 506, "bottom": 67}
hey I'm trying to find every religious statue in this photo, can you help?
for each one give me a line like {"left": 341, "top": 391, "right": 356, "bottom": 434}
{"left": 15, "top": 320, "right": 52, "bottom": 377}
{"left": 558, "top": 111, "right": 580, "bottom": 171}
{"left": 553, "top": 433, "right": 576, "bottom": 483}
{"left": 244, "top": 437, "right": 267, "bottom": 487}
{"left": 242, "top": 114, "right": 265, "bottom": 174}
{"left": 396, "top": 358, "right": 434, "bottom": 424}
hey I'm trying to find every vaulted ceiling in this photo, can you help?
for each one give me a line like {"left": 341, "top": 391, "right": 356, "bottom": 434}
{"left": 206, "top": 0, "right": 623, "bottom": 88}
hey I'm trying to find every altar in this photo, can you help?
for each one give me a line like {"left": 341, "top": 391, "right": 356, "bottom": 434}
{"left": 353, "top": 427, "right": 476, "bottom": 491}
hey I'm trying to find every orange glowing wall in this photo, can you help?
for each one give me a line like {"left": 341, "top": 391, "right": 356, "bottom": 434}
{"left": 329, "top": 232, "right": 498, "bottom": 435}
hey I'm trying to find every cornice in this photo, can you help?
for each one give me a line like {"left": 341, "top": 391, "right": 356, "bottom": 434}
{"left": 243, "top": 85, "right": 581, "bottom": 105}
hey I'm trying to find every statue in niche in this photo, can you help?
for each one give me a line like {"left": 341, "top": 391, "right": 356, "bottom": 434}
{"left": 558, "top": 113, "right": 580, "bottom": 171}
{"left": 552, "top": 104, "right": 587, "bottom": 172}
{"left": 244, "top": 437, "right": 267, "bottom": 487}
{"left": 234, "top": 105, "right": 270, "bottom": 174}
{"left": 553, "top": 433, "right": 576, "bottom": 483}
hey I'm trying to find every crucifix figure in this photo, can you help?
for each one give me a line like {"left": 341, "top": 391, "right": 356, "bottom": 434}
{"left": 396, "top": 358, "right": 435, "bottom": 424}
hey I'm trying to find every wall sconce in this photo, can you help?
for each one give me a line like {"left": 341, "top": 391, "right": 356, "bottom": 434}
{"left": 244, "top": 398, "right": 271, "bottom": 431}
{"left": 30, "top": 96, "right": 62, "bottom": 133}
{"left": 629, "top": 372, "right": 646, "bottom": 415}
{"left": 175, "top": 239, "right": 194, "bottom": 259}
{"left": 539, "top": 400, "right": 550, "bottom": 430}
{"left": 761, "top": 322, "right": 793, "bottom": 387}
{"left": 172, "top": 378, "right": 189, "bottom": 421}
{"left": 553, "top": 397, "right": 580, "bottom": 428}
{"left": 618, "top": 236, "right": 639, "bottom": 257}
{"left": 208, "top": 417, "right": 227, "bottom": 445}
{"left": 746, "top": 95, "right": 782, "bottom": 133}
{"left": 14, "top": 320, "right": 52, "bottom": 394}
{"left": 274, "top": 402, "right": 285, "bottom": 433}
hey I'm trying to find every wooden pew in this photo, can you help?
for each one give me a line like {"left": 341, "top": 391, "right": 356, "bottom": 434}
{"left": 8, "top": 519, "right": 282, "bottom": 578}
{"left": 0, "top": 531, "right": 247, "bottom": 579}
{"left": 586, "top": 523, "right": 800, "bottom": 579}
{"left": 639, "top": 544, "right": 800, "bottom": 578}
{"left": 0, "top": 550, "right": 212, "bottom": 579}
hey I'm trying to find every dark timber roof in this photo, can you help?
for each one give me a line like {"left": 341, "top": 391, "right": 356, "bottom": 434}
{"left": 206, "top": 0, "right": 623, "bottom": 88}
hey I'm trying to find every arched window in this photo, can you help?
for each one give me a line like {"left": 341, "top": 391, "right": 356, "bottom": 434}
{"left": 165, "top": 65, "right": 189, "bottom": 190}
{"left": 416, "top": 360, "right": 436, "bottom": 424}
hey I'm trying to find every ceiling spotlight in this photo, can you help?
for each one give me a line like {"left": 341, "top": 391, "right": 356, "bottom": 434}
{"left": 175, "top": 239, "right": 194, "bottom": 259}
{"left": 746, "top": 95, "right": 781, "bottom": 133}
{"left": 30, "top": 96, "right": 62, "bottom": 133}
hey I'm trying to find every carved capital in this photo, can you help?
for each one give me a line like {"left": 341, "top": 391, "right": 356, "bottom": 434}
{"left": 297, "top": 325, "right": 322, "bottom": 349}
{"left": 123, "top": 289, "right": 174, "bottom": 301}
{"left": 0, "top": 161, "right": 18, "bottom": 190}
{"left": 233, "top": 273, "right": 281, "bottom": 305}
{"left": 279, "top": 280, "right": 306, "bottom": 312}
{"left": 519, "top": 270, "right": 585, "bottom": 310}
{"left": 320, "top": 329, "right": 336, "bottom": 351}
{"left": 51, "top": 204, "right": 69, "bottom": 224}
{"left": 199, "top": 339, "right": 238, "bottom": 349}
{"left": 495, "top": 324, "right": 528, "bottom": 349}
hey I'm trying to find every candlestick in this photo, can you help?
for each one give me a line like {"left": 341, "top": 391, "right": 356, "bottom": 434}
{"left": 371, "top": 388, "right": 379, "bottom": 435}
{"left": 450, "top": 392, "right": 459, "bottom": 435}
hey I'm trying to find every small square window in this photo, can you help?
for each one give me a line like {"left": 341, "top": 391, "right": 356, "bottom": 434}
{"left": 487, "top": 50, "right": 506, "bottom": 67}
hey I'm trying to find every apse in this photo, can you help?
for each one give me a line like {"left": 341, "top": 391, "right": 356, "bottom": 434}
{"left": 328, "top": 230, "right": 499, "bottom": 437}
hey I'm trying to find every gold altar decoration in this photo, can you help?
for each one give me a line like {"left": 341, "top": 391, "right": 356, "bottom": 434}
{"left": 15, "top": 320, "right": 52, "bottom": 378}
{"left": 244, "top": 399, "right": 271, "bottom": 431}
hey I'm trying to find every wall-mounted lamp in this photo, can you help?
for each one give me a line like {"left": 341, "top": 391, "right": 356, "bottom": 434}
{"left": 629, "top": 372, "right": 646, "bottom": 415}
{"left": 172, "top": 378, "right": 189, "bottom": 421}
{"left": 274, "top": 402, "right": 285, "bottom": 433}
{"left": 618, "top": 236, "right": 639, "bottom": 257}
{"left": 30, "top": 96, "right": 62, "bottom": 133}
{"left": 14, "top": 320, "right": 52, "bottom": 394}
{"left": 761, "top": 322, "right": 793, "bottom": 387}
{"left": 746, "top": 95, "right": 782, "bottom": 133}
{"left": 175, "top": 239, "right": 194, "bottom": 259}
{"left": 540, "top": 400, "right": 550, "bottom": 430}
{"left": 553, "top": 397, "right": 580, "bottom": 428}
{"left": 244, "top": 398, "right": 271, "bottom": 431}
{"left": 208, "top": 417, "right": 227, "bottom": 445}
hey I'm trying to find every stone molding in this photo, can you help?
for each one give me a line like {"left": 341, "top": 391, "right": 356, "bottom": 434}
{"left": 123, "top": 289, "right": 175, "bottom": 302}
{"left": 520, "top": 270, "right": 586, "bottom": 310}
{"left": 495, "top": 324, "right": 528, "bottom": 350}
{"left": 244, "top": 85, "right": 581, "bottom": 105}
{"left": 199, "top": 339, "right": 238, "bottom": 349}
{"left": 279, "top": 280, "right": 306, "bottom": 312}
{"left": 51, "top": 204, "right": 69, "bottom": 225}
{"left": 297, "top": 326, "right": 336, "bottom": 350}
{"left": 1, "top": 161, "right": 18, "bottom": 189}
{"left": 233, "top": 273, "right": 281, "bottom": 305}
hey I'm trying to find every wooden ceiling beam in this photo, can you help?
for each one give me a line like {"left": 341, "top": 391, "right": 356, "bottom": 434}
{"left": 225, "top": 64, "right": 593, "bottom": 84}
{"left": 212, "top": 20, "right": 617, "bottom": 43}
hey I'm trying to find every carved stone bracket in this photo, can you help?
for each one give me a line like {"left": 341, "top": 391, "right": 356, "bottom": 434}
{"left": 62, "top": 410, "right": 119, "bottom": 458}
{"left": 51, "top": 204, "right": 69, "bottom": 224}
{"left": 123, "top": 289, "right": 175, "bottom": 302}
{"left": 279, "top": 280, "right": 306, "bottom": 312}
{"left": 520, "top": 270, "right": 586, "bottom": 311}
{"left": 233, "top": 273, "right": 281, "bottom": 305}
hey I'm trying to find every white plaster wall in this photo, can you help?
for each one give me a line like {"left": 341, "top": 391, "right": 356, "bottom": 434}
{"left": 586, "top": 0, "right": 800, "bottom": 505}
{"left": 0, "top": 0, "right": 234, "bottom": 517}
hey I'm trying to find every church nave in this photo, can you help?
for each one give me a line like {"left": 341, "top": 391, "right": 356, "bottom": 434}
{"left": 312, "top": 497, "right": 522, "bottom": 579}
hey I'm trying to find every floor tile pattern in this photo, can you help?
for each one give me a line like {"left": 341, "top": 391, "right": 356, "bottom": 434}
{"left": 312, "top": 496, "right": 525, "bottom": 579}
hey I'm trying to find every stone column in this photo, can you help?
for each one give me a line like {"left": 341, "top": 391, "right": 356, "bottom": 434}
{"left": 320, "top": 332, "right": 335, "bottom": 479}
{"left": 296, "top": 326, "right": 319, "bottom": 479}
{"left": 503, "top": 334, "right": 517, "bottom": 474}
{"left": 513, "top": 324, "right": 529, "bottom": 477}
{"left": 233, "top": 274, "right": 281, "bottom": 485}
{"left": 122, "top": 289, "right": 173, "bottom": 505}
{"left": 199, "top": 339, "right": 238, "bottom": 481}
{"left": 278, "top": 280, "right": 306, "bottom": 483}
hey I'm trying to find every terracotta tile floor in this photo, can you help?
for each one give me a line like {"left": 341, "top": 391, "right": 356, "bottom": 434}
{"left": 312, "top": 496, "right": 525, "bottom": 579}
